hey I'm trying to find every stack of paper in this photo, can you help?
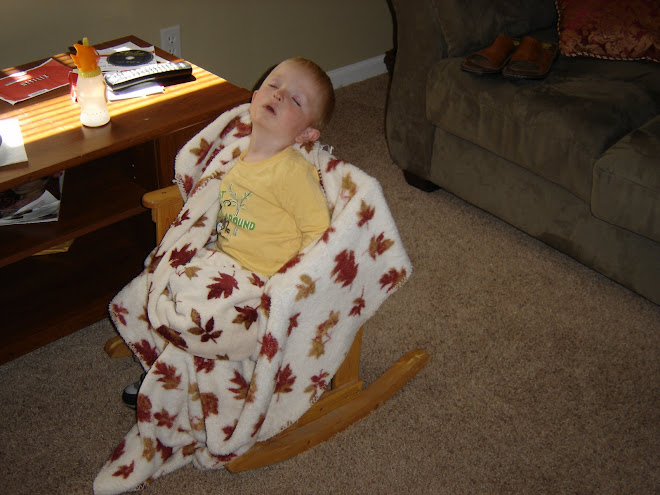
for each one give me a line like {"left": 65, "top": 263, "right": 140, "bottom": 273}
{"left": 0, "top": 172, "right": 64, "bottom": 226}
{"left": 98, "top": 42, "right": 168, "bottom": 100}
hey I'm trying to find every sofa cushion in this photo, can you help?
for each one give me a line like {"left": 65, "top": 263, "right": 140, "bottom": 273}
{"left": 426, "top": 43, "right": 660, "bottom": 202}
{"left": 591, "top": 116, "right": 660, "bottom": 242}
{"left": 556, "top": 0, "right": 660, "bottom": 63}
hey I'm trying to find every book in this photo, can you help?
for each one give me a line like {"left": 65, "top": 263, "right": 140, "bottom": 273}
{"left": 0, "top": 58, "right": 71, "bottom": 105}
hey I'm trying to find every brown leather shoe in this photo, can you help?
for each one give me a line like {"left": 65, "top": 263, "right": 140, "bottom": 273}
{"left": 461, "top": 34, "right": 519, "bottom": 74}
{"left": 502, "top": 36, "right": 558, "bottom": 79}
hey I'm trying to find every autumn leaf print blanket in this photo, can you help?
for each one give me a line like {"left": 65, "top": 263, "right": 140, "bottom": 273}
{"left": 94, "top": 103, "right": 411, "bottom": 494}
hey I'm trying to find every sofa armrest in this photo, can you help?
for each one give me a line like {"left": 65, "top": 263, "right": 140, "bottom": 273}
{"left": 386, "top": 0, "right": 557, "bottom": 180}
{"left": 592, "top": 115, "right": 660, "bottom": 243}
{"left": 386, "top": 0, "right": 446, "bottom": 178}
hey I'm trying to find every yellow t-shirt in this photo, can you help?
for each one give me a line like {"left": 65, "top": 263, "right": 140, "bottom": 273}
{"left": 215, "top": 147, "right": 329, "bottom": 277}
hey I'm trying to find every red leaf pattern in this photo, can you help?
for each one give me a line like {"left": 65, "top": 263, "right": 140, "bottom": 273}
{"left": 320, "top": 226, "right": 336, "bottom": 243}
{"left": 260, "top": 293, "right": 271, "bottom": 316}
{"left": 274, "top": 364, "right": 296, "bottom": 396}
{"left": 260, "top": 333, "right": 279, "bottom": 361}
{"left": 154, "top": 361, "right": 182, "bottom": 390}
{"left": 154, "top": 409, "right": 178, "bottom": 428}
{"left": 169, "top": 244, "right": 197, "bottom": 268}
{"left": 277, "top": 253, "right": 302, "bottom": 274}
{"left": 379, "top": 267, "right": 408, "bottom": 293}
{"left": 249, "top": 273, "right": 266, "bottom": 287}
{"left": 201, "top": 392, "right": 219, "bottom": 417}
{"left": 109, "top": 438, "right": 126, "bottom": 462}
{"left": 305, "top": 370, "right": 330, "bottom": 402}
{"left": 228, "top": 369, "right": 250, "bottom": 400}
{"left": 349, "top": 295, "right": 366, "bottom": 316}
{"left": 232, "top": 305, "right": 258, "bottom": 330}
{"left": 251, "top": 414, "right": 265, "bottom": 437}
{"left": 220, "top": 116, "right": 252, "bottom": 139}
{"left": 223, "top": 421, "right": 237, "bottom": 441}
{"left": 194, "top": 356, "right": 215, "bottom": 373}
{"left": 137, "top": 394, "right": 152, "bottom": 423}
{"left": 156, "top": 439, "right": 173, "bottom": 461}
{"left": 174, "top": 209, "right": 191, "bottom": 228}
{"left": 97, "top": 104, "right": 411, "bottom": 491}
{"left": 113, "top": 461, "right": 134, "bottom": 479}
{"left": 155, "top": 325, "right": 188, "bottom": 350}
{"left": 369, "top": 232, "right": 395, "bottom": 259}
{"left": 325, "top": 158, "right": 342, "bottom": 172}
{"left": 331, "top": 250, "right": 358, "bottom": 288}
{"left": 204, "top": 146, "right": 223, "bottom": 168}
{"left": 191, "top": 138, "right": 212, "bottom": 165}
{"left": 182, "top": 174, "right": 194, "bottom": 195}
{"left": 111, "top": 303, "right": 129, "bottom": 326}
{"left": 134, "top": 339, "right": 159, "bottom": 367}
{"left": 357, "top": 200, "right": 375, "bottom": 227}
{"left": 207, "top": 272, "right": 239, "bottom": 299}
{"left": 288, "top": 313, "right": 300, "bottom": 336}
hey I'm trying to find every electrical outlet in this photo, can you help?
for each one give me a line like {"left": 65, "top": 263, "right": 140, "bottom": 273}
{"left": 160, "top": 25, "right": 181, "bottom": 58}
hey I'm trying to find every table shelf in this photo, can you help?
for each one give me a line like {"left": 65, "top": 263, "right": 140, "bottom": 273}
{"left": 0, "top": 214, "right": 155, "bottom": 364}
{"left": 0, "top": 149, "right": 154, "bottom": 268}
{"left": 0, "top": 35, "right": 252, "bottom": 363}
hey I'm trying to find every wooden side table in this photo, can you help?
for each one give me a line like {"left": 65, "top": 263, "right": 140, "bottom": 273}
{"left": 0, "top": 36, "right": 251, "bottom": 364}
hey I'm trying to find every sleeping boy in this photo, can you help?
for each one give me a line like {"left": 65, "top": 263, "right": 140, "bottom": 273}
{"left": 121, "top": 57, "right": 336, "bottom": 407}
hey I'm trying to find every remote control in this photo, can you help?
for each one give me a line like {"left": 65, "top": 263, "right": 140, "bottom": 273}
{"left": 104, "top": 62, "right": 193, "bottom": 91}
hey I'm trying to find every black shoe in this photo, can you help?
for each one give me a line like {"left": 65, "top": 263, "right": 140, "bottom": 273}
{"left": 121, "top": 374, "right": 145, "bottom": 409}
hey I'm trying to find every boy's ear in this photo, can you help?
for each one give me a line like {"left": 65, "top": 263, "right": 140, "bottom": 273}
{"left": 295, "top": 126, "right": 320, "bottom": 143}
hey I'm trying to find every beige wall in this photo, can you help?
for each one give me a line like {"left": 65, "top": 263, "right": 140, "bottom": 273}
{"left": 1, "top": 0, "right": 393, "bottom": 89}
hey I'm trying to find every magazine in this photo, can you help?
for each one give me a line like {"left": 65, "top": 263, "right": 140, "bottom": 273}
{"left": 0, "top": 172, "right": 65, "bottom": 225}
{"left": 0, "top": 58, "right": 72, "bottom": 105}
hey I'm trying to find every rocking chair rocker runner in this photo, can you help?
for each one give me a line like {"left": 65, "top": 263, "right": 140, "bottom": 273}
{"left": 105, "top": 184, "right": 429, "bottom": 472}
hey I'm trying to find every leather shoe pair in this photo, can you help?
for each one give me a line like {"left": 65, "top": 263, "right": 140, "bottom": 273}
{"left": 461, "top": 34, "right": 558, "bottom": 79}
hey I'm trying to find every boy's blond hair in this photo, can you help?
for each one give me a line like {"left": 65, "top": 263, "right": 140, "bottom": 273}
{"left": 285, "top": 57, "right": 335, "bottom": 130}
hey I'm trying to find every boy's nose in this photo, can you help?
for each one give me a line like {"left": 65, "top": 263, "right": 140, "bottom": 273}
{"left": 273, "top": 89, "right": 283, "bottom": 101}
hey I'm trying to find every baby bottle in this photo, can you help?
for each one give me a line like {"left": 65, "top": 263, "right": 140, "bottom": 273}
{"left": 70, "top": 38, "right": 110, "bottom": 127}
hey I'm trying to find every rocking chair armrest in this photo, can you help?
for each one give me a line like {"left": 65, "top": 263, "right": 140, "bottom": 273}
{"left": 142, "top": 185, "right": 184, "bottom": 244}
{"left": 142, "top": 185, "right": 182, "bottom": 209}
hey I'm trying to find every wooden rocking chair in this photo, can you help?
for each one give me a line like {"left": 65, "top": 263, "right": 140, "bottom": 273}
{"left": 104, "top": 185, "right": 430, "bottom": 472}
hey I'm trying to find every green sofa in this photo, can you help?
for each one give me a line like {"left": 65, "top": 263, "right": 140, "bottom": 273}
{"left": 386, "top": 0, "right": 660, "bottom": 304}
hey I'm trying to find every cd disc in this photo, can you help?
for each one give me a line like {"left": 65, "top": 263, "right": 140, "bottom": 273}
{"left": 107, "top": 50, "right": 155, "bottom": 67}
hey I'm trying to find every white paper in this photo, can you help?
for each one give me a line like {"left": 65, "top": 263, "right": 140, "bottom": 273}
{"left": 0, "top": 118, "right": 28, "bottom": 167}
{"left": 106, "top": 82, "right": 164, "bottom": 101}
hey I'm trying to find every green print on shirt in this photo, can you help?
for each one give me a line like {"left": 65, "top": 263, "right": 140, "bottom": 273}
{"left": 217, "top": 184, "right": 254, "bottom": 238}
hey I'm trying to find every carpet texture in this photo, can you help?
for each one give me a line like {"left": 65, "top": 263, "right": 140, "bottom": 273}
{"left": 1, "top": 75, "right": 658, "bottom": 495}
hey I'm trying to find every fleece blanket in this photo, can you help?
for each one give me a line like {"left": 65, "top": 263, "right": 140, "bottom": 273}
{"left": 94, "top": 103, "right": 412, "bottom": 494}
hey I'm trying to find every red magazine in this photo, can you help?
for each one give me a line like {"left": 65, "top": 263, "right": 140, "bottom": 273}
{"left": 0, "top": 58, "right": 71, "bottom": 105}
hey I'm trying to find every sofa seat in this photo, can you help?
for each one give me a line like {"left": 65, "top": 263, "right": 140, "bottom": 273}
{"left": 426, "top": 42, "right": 660, "bottom": 204}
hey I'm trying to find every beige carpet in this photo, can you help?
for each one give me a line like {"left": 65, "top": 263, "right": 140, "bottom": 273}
{"left": 1, "top": 75, "right": 659, "bottom": 495}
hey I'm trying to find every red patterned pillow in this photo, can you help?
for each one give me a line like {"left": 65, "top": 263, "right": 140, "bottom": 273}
{"left": 556, "top": 0, "right": 660, "bottom": 62}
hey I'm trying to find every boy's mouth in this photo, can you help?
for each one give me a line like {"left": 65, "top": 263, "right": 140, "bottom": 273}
{"left": 265, "top": 105, "right": 276, "bottom": 115}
